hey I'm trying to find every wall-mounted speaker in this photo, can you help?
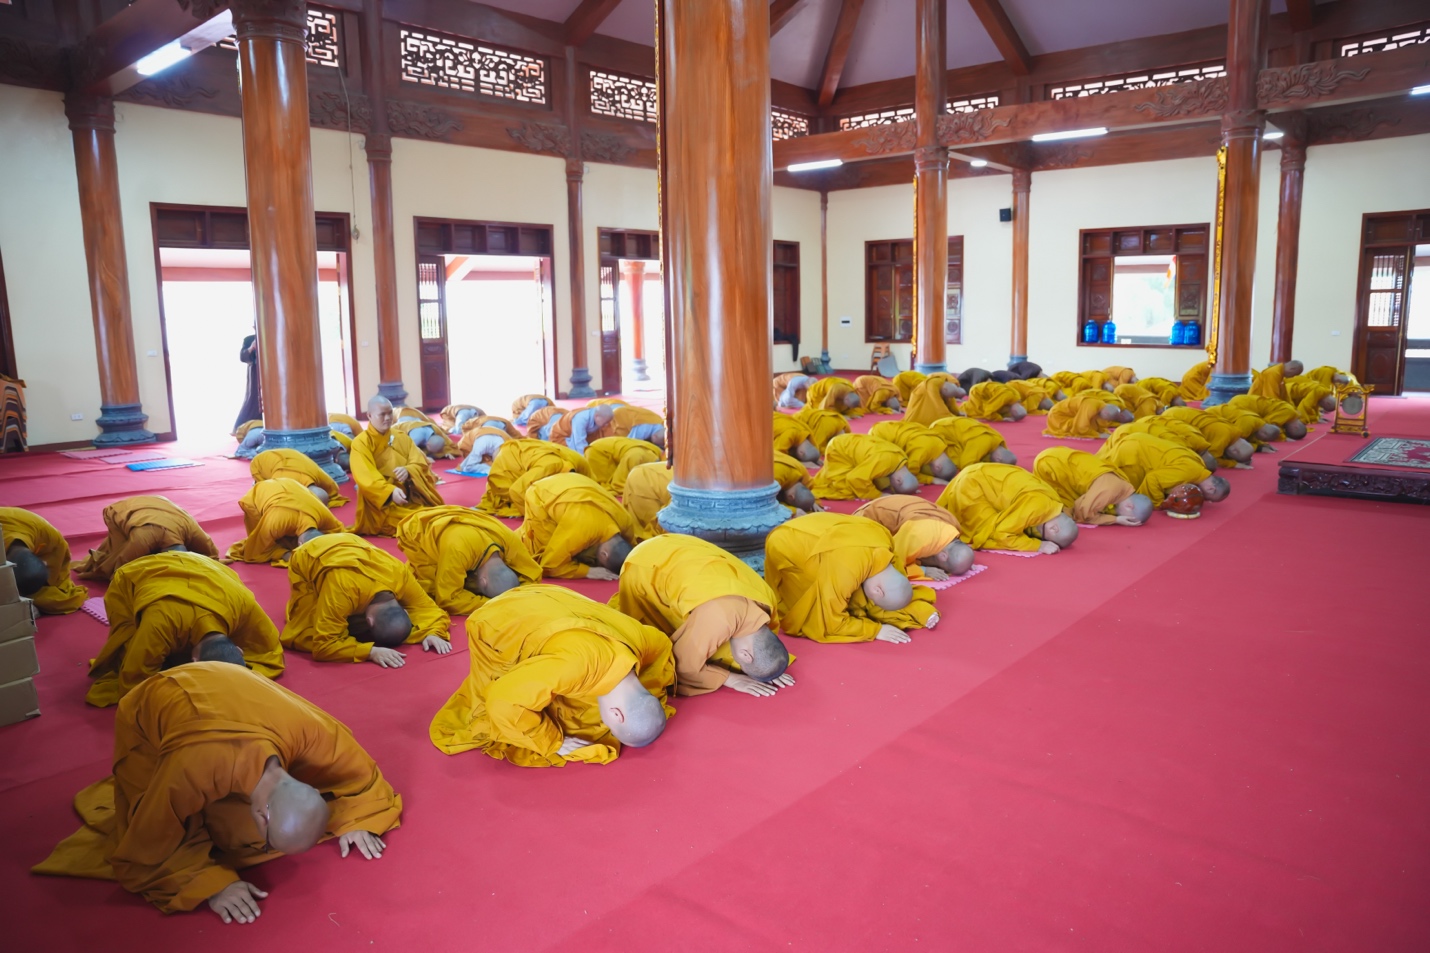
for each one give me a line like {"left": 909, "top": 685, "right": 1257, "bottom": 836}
{"left": 999, "top": 208, "right": 1013, "bottom": 222}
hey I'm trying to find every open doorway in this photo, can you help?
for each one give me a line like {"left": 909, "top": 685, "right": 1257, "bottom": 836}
{"left": 1352, "top": 209, "right": 1430, "bottom": 395}
{"left": 598, "top": 228, "right": 665, "bottom": 396}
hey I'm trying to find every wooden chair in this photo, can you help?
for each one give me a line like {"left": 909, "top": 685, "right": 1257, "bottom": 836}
{"left": 869, "top": 345, "right": 891, "bottom": 371}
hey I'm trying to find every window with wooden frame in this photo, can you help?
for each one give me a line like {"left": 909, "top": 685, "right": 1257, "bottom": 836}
{"left": 1077, "top": 224, "right": 1208, "bottom": 348}
{"left": 773, "top": 241, "right": 800, "bottom": 358}
{"left": 865, "top": 237, "right": 963, "bottom": 344}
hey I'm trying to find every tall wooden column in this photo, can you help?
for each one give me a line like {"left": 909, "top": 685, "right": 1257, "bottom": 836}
{"left": 1206, "top": 0, "right": 1268, "bottom": 405}
{"left": 655, "top": 0, "right": 786, "bottom": 562}
{"left": 1270, "top": 133, "right": 1306, "bottom": 364}
{"left": 911, "top": 0, "right": 948, "bottom": 374}
{"left": 564, "top": 45, "right": 595, "bottom": 398}
{"left": 623, "top": 260, "right": 649, "bottom": 381}
{"left": 1009, "top": 167, "right": 1031, "bottom": 367}
{"left": 233, "top": 0, "right": 341, "bottom": 477}
{"left": 64, "top": 93, "right": 154, "bottom": 446}
{"left": 820, "top": 189, "right": 830, "bottom": 364}
{"left": 362, "top": 0, "right": 406, "bottom": 404}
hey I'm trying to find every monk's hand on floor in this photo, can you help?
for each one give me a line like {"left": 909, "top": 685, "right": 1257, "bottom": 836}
{"left": 926, "top": 613, "right": 940, "bottom": 629}
{"left": 422, "top": 634, "right": 452, "bottom": 655}
{"left": 585, "top": 568, "right": 619, "bottom": 581}
{"left": 1258, "top": 445, "right": 1277, "bottom": 453}
{"left": 208, "top": 881, "right": 267, "bottom": 924}
{"left": 1038, "top": 541, "right": 1062, "bottom": 555}
{"left": 394, "top": 466, "right": 411, "bottom": 482}
{"left": 875, "top": 624, "right": 912, "bottom": 644}
{"left": 338, "top": 830, "right": 386, "bottom": 860}
{"left": 558, "top": 736, "right": 592, "bottom": 756}
{"left": 368, "top": 646, "right": 407, "bottom": 668}
{"left": 770, "top": 673, "right": 795, "bottom": 688}
{"left": 389, "top": 487, "right": 409, "bottom": 506}
{"left": 924, "top": 567, "right": 949, "bottom": 581}
{"left": 724, "top": 673, "right": 782, "bottom": 697}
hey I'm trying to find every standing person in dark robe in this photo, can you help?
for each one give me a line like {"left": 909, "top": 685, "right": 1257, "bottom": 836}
{"left": 234, "top": 330, "right": 262, "bottom": 432}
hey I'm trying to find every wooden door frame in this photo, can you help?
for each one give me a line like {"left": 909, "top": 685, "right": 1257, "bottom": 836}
{"left": 0, "top": 246, "right": 16, "bottom": 380}
{"left": 1351, "top": 208, "right": 1430, "bottom": 395}
{"left": 597, "top": 228, "right": 661, "bottom": 396}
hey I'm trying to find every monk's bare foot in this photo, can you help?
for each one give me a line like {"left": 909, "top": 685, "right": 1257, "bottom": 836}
{"left": 558, "top": 736, "right": 592, "bottom": 756}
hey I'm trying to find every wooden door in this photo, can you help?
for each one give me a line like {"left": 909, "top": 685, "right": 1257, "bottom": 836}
{"left": 1354, "top": 246, "right": 1412, "bottom": 395}
{"left": 417, "top": 255, "right": 450, "bottom": 409}
{"left": 598, "top": 262, "right": 622, "bottom": 395}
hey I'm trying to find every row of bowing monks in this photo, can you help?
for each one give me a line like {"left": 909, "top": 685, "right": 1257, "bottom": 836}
{"left": 1, "top": 355, "right": 1355, "bottom": 924}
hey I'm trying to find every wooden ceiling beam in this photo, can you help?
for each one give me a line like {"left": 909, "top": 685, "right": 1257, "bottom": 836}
{"left": 817, "top": 0, "right": 866, "bottom": 107}
{"left": 69, "top": 0, "right": 233, "bottom": 96}
{"left": 1286, "top": 0, "right": 1315, "bottom": 33}
{"left": 563, "top": 0, "right": 623, "bottom": 47}
{"left": 770, "top": 0, "right": 806, "bottom": 37}
{"left": 965, "top": 0, "right": 1031, "bottom": 76}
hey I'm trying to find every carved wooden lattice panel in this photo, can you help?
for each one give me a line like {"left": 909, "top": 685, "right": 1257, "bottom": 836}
{"left": 1340, "top": 23, "right": 1430, "bottom": 57}
{"left": 218, "top": 8, "right": 342, "bottom": 68}
{"left": 771, "top": 108, "right": 809, "bottom": 140}
{"left": 398, "top": 29, "right": 548, "bottom": 105}
{"left": 840, "top": 94, "right": 997, "bottom": 130}
{"left": 589, "top": 70, "right": 658, "bottom": 124}
{"left": 948, "top": 94, "right": 999, "bottom": 114}
{"left": 1050, "top": 63, "right": 1225, "bottom": 99}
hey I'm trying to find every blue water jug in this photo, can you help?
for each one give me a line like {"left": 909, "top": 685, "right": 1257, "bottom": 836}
{"left": 1170, "top": 322, "right": 1186, "bottom": 345}
{"left": 1184, "top": 321, "right": 1201, "bottom": 346}
{"left": 1083, "top": 319, "right": 1099, "bottom": 344}
{"left": 1100, "top": 319, "right": 1117, "bottom": 344}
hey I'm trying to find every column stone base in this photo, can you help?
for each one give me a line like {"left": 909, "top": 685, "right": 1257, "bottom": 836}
{"left": 657, "top": 481, "right": 790, "bottom": 572}
{"left": 568, "top": 367, "right": 596, "bottom": 399}
{"left": 263, "top": 425, "right": 348, "bottom": 483}
{"left": 1008, "top": 354, "right": 1027, "bottom": 368}
{"left": 94, "top": 403, "right": 155, "bottom": 447}
{"left": 1202, "top": 371, "right": 1253, "bottom": 408}
{"left": 631, "top": 358, "right": 650, "bottom": 382}
{"left": 914, "top": 362, "right": 948, "bottom": 375}
{"left": 376, "top": 381, "right": 408, "bottom": 405}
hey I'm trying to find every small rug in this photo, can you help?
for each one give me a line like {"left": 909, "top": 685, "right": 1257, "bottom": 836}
{"left": 983, "top": 548, "right": 1042, "bottom": 558}
{"left": 126, "top": 459, "right": 200, "bottom": 472}
{"left": 920, "top": 562, "right": 988, "bottom": 590}
{"left": 1347, "top": 437, "right": 1430, "bottom": 469}
{"left": 97, "top": 449, "right": 170, "bottom": 463}
{"left": 58, "top": 449, "right": 113, "bottom": 460}
{"left": 445, "top": 468, "right": 488, "bottom": 479}
{"left": 79, "top": 598, "right": 108, "bottom": 625}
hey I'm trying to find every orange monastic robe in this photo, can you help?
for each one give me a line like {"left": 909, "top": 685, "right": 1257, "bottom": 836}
{"left": 226, "top": 478, "right": 346, "bottom": 566}
{"left": 794, "top": 406, "right": 853, "bottom": 451}
{"left": 75, "top": 496, "right": 220, "bottom": 581}
{"left": 893, "top": 370, "right": 927, "bottom": 403}
{"left": 348, "top": 426, "right": 444, "bottom": 536}
{"left": 1249, "top": 363, "right": 1291, "bottom": 401}
{"left": 282, "top": 533, "right": 450, "bottom": 662}
{"left": 397, "top": 506, "right": 542, "bottom": 616}
{"left": 764, "top": 513, "right": 936, "bottom": 643}
{"left": 1285, "top": 378, "right": 1334, "bottom": 424}
{"left": 903, "top": 373, "right": 963, "bottom": 426}
{"left": 929, "top": 416, "right": 1007, "bottom": 468}
{"left": 1137, "top": 377, "right": 1183, "bottom": 406}
{"left": 869, "top": 420, "right": 949, "bottom": 484}
{"left": 853, "top": 375, "right": 900, "bottom": 414}
{"left": 852, "top": 496, "right": 961, "bottom": 580}
{"left": 936, "top": 463, "right": 1065, "bottom": 551}
{"left": 477, "top": 438, "right": 590, "bottom": 517}
{"left": 961, "top": 381, "right": 1024, "bottom": 420}
{"left": 511, "top": 394, "right": 553, "bottom": 419}
{"left": 611, "top": 405, "right": 664, "bottom": 438}
{"left": 773, "top": 372, "right": 812, "bottom": 405}
{"left": 1103, "top": 366, "right": 1138, "bottom": 387}
{"left": 88, "top": 552, "right": 283, "bottom": 706}
{"left": 520, "top": 473, "right": 636, "bottom": 579}
{"left": 429, "top": 585, "right": 674, "bottom": 767}
{"left": 1226, "top": 394, "right": 1299, "bottom": 430}
{"left": 249, "top": 448, "right": 349, "bottom": 507}
{"left": 1031, "top": 447, "right": 1135, "bottom": 525}
{"left": 0, "top": 507, "right": 87, "bottom": 613}
{"left": 34, "top": 663, "right": 401, "bottom": 913}
{"left": 465, "top": 415, "right": 522, "bottom": 439}
{"left": 457, "top": 425, "right": 510, "bottom": 457}
{"left": 1043, "top": 391, "right": 1122, "bottom": 439}
{"left": 805, "top": 377, "right": 864, "bottom": 416}
{"left": 1114, "top": 415, "right": 1212, "bottom": 454}
{"left": 811, "top": 434, "right": 908, "bottom": 500}
{"left": 1179, "top": 361, "right": 1212, "bottom": 401}
{"left": 1113, "top": 383, "right": 1162, "bottom": 419}
{"left": 585, "top": 436, "right": 662, "bottom": 497}
{"left": 526, "top": 405, "right": 565, "bottom": 434}
{"left": 614, "top": 534, "right": 781, "bottom": 695}
{"left": 1097, "top": 431, "right": 1211, "bottom": 506}
{"left": 623, "top": 462, "right": 673, "bottom": 541}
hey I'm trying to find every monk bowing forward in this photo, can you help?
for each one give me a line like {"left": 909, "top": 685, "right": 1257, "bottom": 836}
{"left": 249, "top": 447, "right": 349, "bottom": 507}
{"left": 397, "top": 506, "right": 541, "bottom": 615}
{"left": 852, "top": 496, "right": 974, "bottom": 581}
{"left": 75, "top": 495, "right": 220, "bottom": 581}
{"left": 937, "top": 463, "right": 1079, "bottom": 554}
{"left": 0, "top": 507, "right": 88, "bottom": 613}
{"left": 348, "top": 396, "right": 444, "bottom": 536}
{"left": 520, "top": 473, "right": 637, "bottom": 580}
{"left": 225, "top": 478, "right": 346, "bottom": 566}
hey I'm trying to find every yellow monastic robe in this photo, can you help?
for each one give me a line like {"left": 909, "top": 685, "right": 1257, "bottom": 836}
{"left": 1009, "top": 378, "right": 1058, "bottom": 413}
{"left": 614, "top": 534, "right": 782, "bottom": 695}
{"left": 249, "top": 447, "right": 349, "bottom": 507}
{"left": 585, "top": 436, "right": 662, "bottom": 497}
{"left": 853, "top": 375, "right": 900, "bottom": 414}
{"left": 1103, "top": 366, "right": 1138, "bottom": 387}
{"left": 526, "top": 405, "right": 565, "bottom": 434}
{"left": 1052, "top": 370, "right": 1096, "bottom": 393}
{"left": 429, "top": 585, "right": 674, "bottom": 767}
{"left": 623, "top": 461, "right": 673, "bottom": 541}
{"left": 438, "top": 404, "right": 483, "bottom": 431}
{"left": 611, "top": 405, "right": 664, "bottom": 437}
{"left": 520, "top": 473, "right": 636, "bottom": 579}
{"left": 1161, "top": 406, "right": 1243, "bottom": 464}
{"left": 282, "top": 533, "right": 450, "bottom": 662}
{"left": 396, "top": 506, "right": 541, "bottom": 616}
{"left": 477, "top": 438, "right": 590, "bottom": 517}
{"left": 1285, "top": 378, "right": 1334, "bottom": 424}
{"left": 805, "top": 377, "right": 864, "bottom": 416}
{"left": 929, "top": 416, "right": 1007, "bottom": 469}
{"left": 348, "top": 426, "right": 444, "bottom": 536}
{"left": 233, "top": 420, "right": 262, "bottom": 442}
{"left": 1226, "top": 394, "right": 1299, "bottom": 430}
{"left": 1303, "top": 366, "right": 1357, "bottom": 389}
{"left": 1179, "top": 361, "right": 1212, "bottom": 401}
{"left": 811, "top": 434, "right": 909, "bottom": 500}
{"left": 456, "top": 425, "right": 509, "bottom": 457}
{"left": 331, "top": 429, "right": 352, "bottom": 452}
{"left": 869, "top": 420, "right": 948, "bottom": 484}
{"left": 903, "top": 373, "right": 963, "bottom": 426}
{"left": 1031, "top": 447, "right": 1135, "bottom": 525}
{"left": 794, "top": 406, "right": 853, "bottom": 451}
{"left": 773, "top": 451, "right": 813, "bottom": 510}
{"left": 1138, "top": 377, "right": 1183, "bottom": 406}
{"left": 0, "top": 507, "right": 87, "bottom": 613}
{"left": 1043, "top": 391, "right": 1122, "bottom": 438}
{"left": 893, "top": 370, "right": 928, "bottom": 403}
{"left": 395, "top": 418, "right": 461, "bottom": 458}
{"left": 961, "top": 381, "right": 1024, "bottom": 420}
{"left": 772, "top": 412, "right": 815, "bottom": 455}
{"left": 88, "top": 552, "right": 283, "bottom": 707}
{"left": 1113, "top": 415, "right": 1212, "bottom": 454}
{"left": 1113, "top": 383, "right": 1162, "bottom": 419}
{"left": 935, "top": 463, "right": 1065, "bottom": 551}
{"left": 1249, "top": 363, "right": 1290, "bottom": 401}
{"left": 74, "top": 496, "right": 220, "bottom": 581}
{"left": 1210, "top": 405, "right": 1275, "bottom": 452}
{"left": 851, "top": 496, "right": 961, "bottom": 580}
{"left": 764, "top": 513, "right": 936, "bottom": 643}
{"left": 225, "top": 478, "right": 346, "bottom": 566}
{"left": 34, "top": 663, "right": 402, "bottom": 912}
{"left": 329, "top": 412, "right": 363, "bottom": 434}
{"left": 1097, "top": 431, "right": 1211, "bottom": 506}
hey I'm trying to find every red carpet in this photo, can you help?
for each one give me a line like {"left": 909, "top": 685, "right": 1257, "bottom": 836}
{"left": 2, "top": 398, "right": 1428, "bottom": 951}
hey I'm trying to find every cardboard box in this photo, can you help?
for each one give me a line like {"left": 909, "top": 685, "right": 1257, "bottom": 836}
{"left": 0, "top": 598, "right": 37, "bottom": 646}
{"left": 0, "top": 561, "right": 18, "bottom": 605}
{"left": 0, "top": 676, "right": 39, "bottom": 726}
{"left": 0, "top": 636, "right": 39, "bottom": 682}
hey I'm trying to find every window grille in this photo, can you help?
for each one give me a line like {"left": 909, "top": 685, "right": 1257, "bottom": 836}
{"left": 589, "top": 70, "right": 658, "bottom": 124}
{"left": 772, "top": 108, "right": 810, "bottom": 140}
{"left": 398, "top": 29, "right": 548, "bottom": 105}
{"left": 1050, "top": 63, "right": 1225, "bottom": 99}
{"left": 1340, "top": 24, "right": 1430, "bottom": 57}
{"left": 219, "top": 8, "right": 342, "bottom": 68}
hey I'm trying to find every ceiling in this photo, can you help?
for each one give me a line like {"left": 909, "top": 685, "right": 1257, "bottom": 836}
{"left": 476, "top": 0, "right": 1307, "bottom": 90}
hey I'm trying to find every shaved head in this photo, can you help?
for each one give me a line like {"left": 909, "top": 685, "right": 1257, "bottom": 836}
{"left": 730, "top": 625, "right": 789, "bottom": 681}
{"left": 886, "top": 466, "right": 920, "bottom": 495}
{"left": 779, "top": 482, "right": 818, "bottom": 513}
{"left": 470, "top": 553, "right": 521, "bottom": 598}
{"left": 925, "top": 540, "right": 975, "bottom": 576}
{"left": 1284, "top": 419, "right": 1307, "bottom": 440}
{"left": 1006, "top": 403, "right": 1028, "bottom": 421}
{"left": 988, "top": 446, "right": 1018, "bottom": 465}
{"left": 598, "top": 671, "right": 666, "bottom": 748}
{"left": 1225, "top": 438, "right": 1254, "bottom": 463}
{"left": 592, "top": 405, "right": 616, "bottom": 428}
{"left": 308, "top": 485, "right": 330, "bottom": 506}
{"left": 940, "top": 382, "right": 961, "bottom": 399}
{"left": 266, "top": 776, "right": 329, "bottom": 854}
{"left": 886, "top": 397, "right": 901, "bottom": 412}
{"left": 1319, "top": 394, "right": 1337, "bottom": 413}
{"left": 193, "top": 633, "right": 247, "bottom": 666}
{"left": 334, "top": 451, "right": 351, "bottom": 471}
{"left": 363, "top": 597, "right": 411, "bottom": 647}
{"left": 1040, "top": 514, "right": 1079, "bottom": 549}
{"left": 596, "top": 535, "right": 632, "bottom": 573}
{"left": 843, "top": 391, "right": 861, "bottom": 410}
{"left": 1170, "top": 396, "right": 1187, "bottom": 406}
{"left": 367, "top": 396, "right": 395, "bottom": 432}
{"left": 862, "top": 564, "right": 913, "bottom": 611}
{"left": 1116, "top": 494, "right": 1155, "bottom": 525}
{"left": 926, "top": 454, "right": 957, "bottom": 481}
{"left": 649, "top": 428, "right": 667, "bottom": 450}
{"left": 1098, "top": 405, "right": 1123, "bottom": 422}
{"left": 1199, "top": 474, "right": 1231, "bottom": 502}
{"left": 1255, "top": 423, "right": 1282, "bottom": 443}
{"left": 793, "top": 439, "right": 820, "bottom": 464}
{"left": 297, "top": 528, "right": 325, "bottom": 547}
{"left": 424, "top": 435, "right": 447, "bottom": 456}
{"left": 6, "top": 545, "right": 48, "bottom": 597}
{"left": 1038, "top": 398, "right": 1053, "bottom": 410}
{"left": 1199, "top": 451, "right": 1220, "bottom": 471}
{"left": 1284, "top": 360, "right": 1304, "bottom": 377}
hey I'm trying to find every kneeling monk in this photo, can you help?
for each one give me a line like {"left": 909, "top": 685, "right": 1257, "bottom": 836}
{"left": 520, "top": 473, "right": 637, "bottom": 580}
{"left": 249, "top": 447, "right": 348, "bottom": 507}
{"left": 75, "top": 496, "right": 219, "bottom": 581}
{"left": 476, "top": 438, "right": 589, "bottom": 517}
{"left": 773, "top": 412, "right": 822, "bottom": 464}
{"left": 348, "top": 396, "right": 444, "bottom": 536}
{"left": 903, "top": 373, "right": 965, "bottom": 426}
{"left": 794, "top": 405, "right": 853, "bottom": 452}
{"left": 937, "top": 463, "right": 1078, "bottom": 554}
{"left": 623, "top": 462, "right": 674, "bottom": 541}
{"left": 1031, "top": 446, "right": 1152, "bottom": 526}
{"left": 226, "top": 478, "right": 346, "bottom": 566}
{"left": 1098, "top": 431, "right": 1230, "bottom": 508}
{"left": 0, "top": 506, "right": 87, "bottom": 613}
{"left": 853, "top": 375, "right": 901, "bottom": 414}
{"left": 764, "top": 513, "right": 937, "bottom": 644}
{"left": 34, "top": 663, "right": 402, "bottom": 922}
{"left": 585, "top": 436, "right": 662, "bottom": 497}
{"left": 930, "top": 416, "right": 1017, "bottom": 468}
{"left": 774, "top": 451, "right": 821, "bottom": 514}
{"left": 88, "top": 551, "right": 283, "bottom": 706}
{"left": 852, "top": 496, "right": 974, "bottom": 580}
{"left": 429, "top": 585, "right": 673, "bottom": 767}
{"left": 869, "top": 420, "right": 958, "bottom": 484}
{"left": 615, "top": 534, "right": 793, "bottom": 697}
{"left": 961, "top": 381, "right": 1028, "bottom": 422}
{"left": 811, "top": 434, "right": 919, "bottom": 501}
{"left": 1042, "top": 391, "right": 1132, "bottom": 439}
{"left": 805, "top": 377, "right": 864, "bottom": 416}
{"left": 396, "top": 506, "right": 540, "bottom": 615}
{"left": 282, "top": 533, "right": 451, "bottom": 666}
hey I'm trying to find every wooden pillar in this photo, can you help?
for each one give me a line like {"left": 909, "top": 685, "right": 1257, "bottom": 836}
{"left": 912, "top": 0, "right": 948, "bottom": 373}
{"left": 362, "top": 0, "right": 406, "bottom": 404}
{"left": 1206, "top": 0, "right": 1268, "bottom": 405}
{"left": 232, "top": 0, "right": 340, "bottom": 476}
{"left": 1009, "top": 167, "right": 1031, "bottom": 366}
{"left": 624, "top": 260, "right": 650, "bottom": 381}
{"left": 820, "top": 189, "right": 830, "bottom": 363}
{"left": 564, "top": 45, "right": 595, "bottom": 398}
{"left": 655, "top": 0, "right": 786, "bottom": 562}
{"left": 64, "top": 93, "right": 155, "bottom": 446}
{"left": 1270, "top": 134, "right": 1306, "bottom": 364}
